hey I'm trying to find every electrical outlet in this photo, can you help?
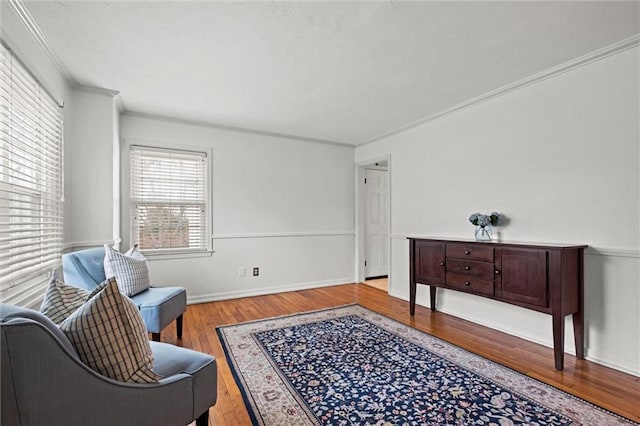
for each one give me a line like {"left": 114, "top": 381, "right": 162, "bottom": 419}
{"left": 239, "top": 267, "right": 246, "bottom": 277}
{"left": 253, "top": 267, "right": 259, "bottom": 276}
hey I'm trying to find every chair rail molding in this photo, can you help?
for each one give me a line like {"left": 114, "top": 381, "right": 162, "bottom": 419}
{"left": 212, "top": 231, "right": 355, "bottom": 240}
{"left": 63, "top": 238, "right": 121, "bottom": 252}
{"left": 391, "top": 234, "right": 639, "bottom": 258}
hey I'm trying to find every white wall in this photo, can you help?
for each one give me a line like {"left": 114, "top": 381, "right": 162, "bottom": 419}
{"left": 65, "top": 89, "right": 120, "bottom": 249}
{"left": 120, "top": 114, "right": 355, "bottom": 302}
{"left": 356, "top": 46, "right": 640, "bottom": 375}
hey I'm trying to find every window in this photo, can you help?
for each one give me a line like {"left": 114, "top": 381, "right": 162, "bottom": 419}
{"left": 0, "top": 43, "right": 64, "bottom": 307}
{"left": 130, "top": 145, "right": 209, "bottom": 253}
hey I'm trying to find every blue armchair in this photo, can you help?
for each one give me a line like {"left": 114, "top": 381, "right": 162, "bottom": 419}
{"left": 62, "top": 247, "right": 186, "bottom": 342}
{"left": 0, "top": 303, "right": 217, "bottom": 425}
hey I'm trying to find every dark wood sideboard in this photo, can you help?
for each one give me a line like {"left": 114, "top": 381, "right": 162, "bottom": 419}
{"left": 408, "top": 237, "right": 587, "bottom": 370}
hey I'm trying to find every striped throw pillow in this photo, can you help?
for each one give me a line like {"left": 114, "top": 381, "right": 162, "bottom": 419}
{"left": 60, "top": 278, "right": 160, "bottom": 383}
{"left": 40, "top": 272, "right": 107, "bottom": 325}
{"left": 40, "top": 271, "right": 90, "bottom": 325}
{"left": 103, "top": 244, "right": 150, "bottom": 296}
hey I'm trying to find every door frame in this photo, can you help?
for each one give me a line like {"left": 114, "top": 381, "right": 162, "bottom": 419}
{"left": 355, "top": 154, "right": 391, "bottom": 285}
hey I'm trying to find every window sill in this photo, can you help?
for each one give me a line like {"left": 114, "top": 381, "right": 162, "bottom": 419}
{"left": 140, "top": 250, "right": 214, "bottom": 261}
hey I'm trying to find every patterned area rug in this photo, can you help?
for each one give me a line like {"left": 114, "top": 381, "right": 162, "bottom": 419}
{"left": 217, "top": 304, "right": 636, "bottom": 425}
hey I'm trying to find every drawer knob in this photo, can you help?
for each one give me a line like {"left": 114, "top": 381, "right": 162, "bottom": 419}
{"left": 440, "top": 262, "right": 445, "bottom": 266}
{"left": 495, "top": 270, "right": 500, "bottom": 275}
{"left": 464, "top": 250, "right": 470, "bottom": 255}
{"left": 465, "top": 281, "right": 471, "bottom": 286}
{"left": 464, "top": 266, "right": 470, "bottom": 270}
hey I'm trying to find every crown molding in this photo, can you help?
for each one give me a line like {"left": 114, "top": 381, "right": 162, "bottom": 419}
{"left": 10, "top": 0, "right": 637, "bottom": 148}
{"left": 73, "top": 84, "right": 120, "bottom": 98}
{"left": 122, "top": 110, "right": 355, "bottom": 148}
{"left": 114, "top": 94, "right": 125, "bottom": 112}
{"left": 358, "top": 34, "right": 640, "bottom": 147}
{"left": 9, "top": 0, "right": 76, "bottom": 86}
{"left": 72, "top": 84, "right": 125, "bottom": 112}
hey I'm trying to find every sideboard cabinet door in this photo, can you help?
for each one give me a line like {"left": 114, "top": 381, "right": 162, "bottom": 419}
{"left": 414, "top": 240, "right": 445, "bottom": 286}
{"left": 496, "top": 247, "right": 548, "bottom": 308}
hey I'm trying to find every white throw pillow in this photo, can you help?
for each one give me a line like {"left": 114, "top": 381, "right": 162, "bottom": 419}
{"left": 59, "top": 278, "right": 160, "bottom": 383}
{"left": 103, "top": 244, "right": 150, "bottom": 296}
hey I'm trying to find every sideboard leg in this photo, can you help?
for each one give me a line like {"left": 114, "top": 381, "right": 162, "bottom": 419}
{"left": 410, "top": 282, "right": 417, "bottom": 315}
{"left": 430, "top": 286, "right": 437, "bottom": 311}
{"left": 573, "top": 250, "right": 585, "bottom": 359}
{"left": 573, "top": 311, "right": 585, "bottom": 359}
{"left": 409, "top": 240, "right": 416, "bottom": 316}
{"left": 552, "top": 313, "right": 565, "bottom": 370}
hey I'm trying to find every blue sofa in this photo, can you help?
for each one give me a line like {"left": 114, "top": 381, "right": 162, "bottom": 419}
{"left": 0, "top": 303, "right": 217, "bottom": 425}
{"left": 62, "top": 247, "right": 186, "bottom": 341}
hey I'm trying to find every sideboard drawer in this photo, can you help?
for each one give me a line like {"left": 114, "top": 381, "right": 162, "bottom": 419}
{"left": 446, "top": 272, "right": 494, "bottom": 296}
{"left": 446, "top": 258, "right": 494, "bottom": 280}
{"left": 446, "top": 243, "right": 494, "bottom": 262}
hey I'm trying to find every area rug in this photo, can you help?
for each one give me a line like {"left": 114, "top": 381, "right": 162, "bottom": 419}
{"left": 217, "top": 304, "right": 636, "bottom": 425}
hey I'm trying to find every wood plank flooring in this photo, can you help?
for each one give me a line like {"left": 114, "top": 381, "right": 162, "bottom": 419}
{"left": 363, "top": 277, "right": 388, "bottom": 292}
{"left": 163, "top": 283, "right": 640, "bottom": 425}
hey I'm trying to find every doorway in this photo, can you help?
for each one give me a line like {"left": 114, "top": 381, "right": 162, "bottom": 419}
{"left": 356, "top": 156, "right": 390, "bottom": 292}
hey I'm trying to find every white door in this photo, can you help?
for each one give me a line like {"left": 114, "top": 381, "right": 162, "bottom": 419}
{"left": 365, "top": 169, "right": 389, "bottom": 278}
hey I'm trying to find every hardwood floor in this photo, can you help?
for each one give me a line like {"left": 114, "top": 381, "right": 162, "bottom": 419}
{"left": 363, "top": 276, "right": 388, "bottom": 292}
{"left": 164, "top": 283, "right": 640, "bottom": 425}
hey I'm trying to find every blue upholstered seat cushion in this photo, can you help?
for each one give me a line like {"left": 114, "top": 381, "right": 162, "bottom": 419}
{"left": 150, "top": 341, "right": 217, "bottom": 418}
{"left": 150, "top": 341, "right": 215, "bottom": 377}
{"left": 132, "top": 287, "right": 187, "bottom": 334}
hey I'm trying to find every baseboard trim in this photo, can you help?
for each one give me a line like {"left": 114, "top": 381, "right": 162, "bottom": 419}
{"left": 389, "top": 289, "right": 640, "bottom": 377}
{"left": 187, "top": 278, "right": 355, "bottom": 304}
{"left": 444, "top": 307, "right": 640, "bottom": 377}
{"left": 580, "top": 352, "right": 640, "bottom": 377}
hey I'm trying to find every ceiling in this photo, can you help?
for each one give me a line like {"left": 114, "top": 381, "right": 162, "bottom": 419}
{"left": 22, "top": 1, "right": 640, "bottom": 146}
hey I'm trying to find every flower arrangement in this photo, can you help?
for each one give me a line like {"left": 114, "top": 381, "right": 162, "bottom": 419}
{"left": 469, "top": 212, "right": 503, "bottom": 228}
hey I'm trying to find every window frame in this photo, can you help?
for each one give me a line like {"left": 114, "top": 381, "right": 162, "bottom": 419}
{"left": 123, "top": 139, "right": 213, "bottom": 259}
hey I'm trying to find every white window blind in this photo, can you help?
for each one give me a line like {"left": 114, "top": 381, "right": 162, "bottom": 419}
{"left": 130, "top": 145, "right": 209, "bottom": 253}
{"left": 0, "top": 43, "right": 64, "bottom": 307}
